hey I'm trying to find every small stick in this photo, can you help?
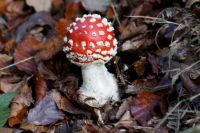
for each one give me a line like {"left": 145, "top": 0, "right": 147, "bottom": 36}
{"left": 0, "top": 56, "right": 34, "bottom": 71}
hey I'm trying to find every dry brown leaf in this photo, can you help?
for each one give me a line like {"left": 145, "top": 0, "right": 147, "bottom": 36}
{"left": 35, "top": 70, "right": 47, "bottom": 102}
{"left": 133, "top": 57, "right": 147, "bottom": 76}
{"left": 64, "top": 2, "right": 84, "bottom": 20}
{"left": 13, "top": 36, "right": 39, "bottom": 74}
{"left": 0, "top": 54, "right": 12, "bottom": 73}
{"left": 27, "top": 94, "right": 64, "bottom": 125}
{"left": 8, "top": 107, "right": 28, "bottom": 127}
{"left": 8, "top": 81, "right": 33, "bottom": 126}
{"left": 50, "top": 90, "right": 89, "bottom": 115}
{"left": 52, "top": 0, "right": 63, "bottom": 11}
{"left": 131, "top": 92, "right": 160, "bottom": 126}
{"left": 0, "top": 0, "right": 12, "bottom": 13}
{"left": 34, "top": 36, "right": 64, "bottom": 62}
{"left": 55, "top": 19, "right": 72, "bottom": 36}
{"left": 20, "top": 123, "right": 48, "bottom": 133}
{"left": 120, "top": 24, "right": 147, "bottom": 40}
{"left": 0, "top": 76, "right": 22, "bottom": 93}
{"left": 26, "top": 0, "right": 52, "bottom": 12}
{"left": 121, "top": 37, "right": 153, "bottom": 51}
{"left": 3, "top": 39, "right": 15, "bottom": 52}
{"left": 6, "top": 0, "right": 25, "bottom": 16}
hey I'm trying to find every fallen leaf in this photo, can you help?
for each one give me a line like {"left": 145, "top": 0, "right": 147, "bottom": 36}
{"left": 27, "top": 94, "right": 64, "bottom": 125}
{"left": 131, "top": 91, "right": 160, "bottom": 126}
{"left": 0, "top": 91, "right": 17, "bottom": 127}
{"left": 121, "top": 36, "right": 153, "bottom": 52}
{"left": 6, "top": 0, "right": 25, "bottom": 16}
{"left": 34, "top": 36, "right": 64, "bottom": 62}
{"left": 0, "top": 54, "right": 12, "bottom": 73}
{"left": 35, "top": 70, "right": 47, "bottom": 102}
{"left": 116, "top": 97, "right": 134, "bottom": 119}
{"left": 120, "top": 24, "right": 147, "bottom": 40}
{"left": 115, "top": 111, "right": 137, "bottom": 129}
{"left": 0, "top": 76, "right": 22, "bottom": 93}
{"left": 26, "top": 0, "right": 52, "bottom": 12}
{"left": 20, "top": 123, "right": 48, "bottom": 133}
{"left": 81, "top": 0, "right": 110, "bottom": 12}
{"left": 50, "top": 90, "right": 89, "bottom": 115}
{"left": 55, "top": 18, "right": 71, "bottom": 36}
{"left": 0, "top": 0, "right": 12, "bottom": 13}
{"left": 0, "top": 128, "right": 14, "bottom": 133}
{"left": 37, "top": 62, "right": 57, "bottom": 80}
{"left": 8, "top": 81, "right": 33, "bottom": 127}
{"left": 8, "top": 107, "right": 28, "bottom": 127}
{"left": 15, "top": 11, "right": 55, "bottom": 43}
{"left": 64, "top": 2, "right": 83, "bottom": 20}
{"left": 3, "top": 39, "right": 15, "bottom": 52}
{"left": 133, "top": 57, "right": 147, "bottom": 76}
{"left": 52, "top": 0, "right": 63, "bottom": 11}
{"left": 147, "top": 53, "right": 159, "bottom": 74}
{"left": 13, "top": 36, "right": 39, "bottom": 74}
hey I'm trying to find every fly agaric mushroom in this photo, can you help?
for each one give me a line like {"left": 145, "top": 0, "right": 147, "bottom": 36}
{"left": 63, "top": 14, "right": 119, "bottom": 108}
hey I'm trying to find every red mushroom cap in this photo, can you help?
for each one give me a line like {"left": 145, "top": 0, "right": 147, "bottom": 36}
{"left": 63, "top": 14, "right": 117, "bottom": 65}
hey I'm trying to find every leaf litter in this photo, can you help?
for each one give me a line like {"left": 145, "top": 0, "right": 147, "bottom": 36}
{"left": 0, "top": 0, "right": 200, "bottom": 132}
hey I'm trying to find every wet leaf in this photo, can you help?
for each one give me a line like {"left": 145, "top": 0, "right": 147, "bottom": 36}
{"left": 26, "top": 0, "right": 52, "bottom": 12}
{"left": 0, "top": 91, "right": 17, "bottom": 127}
{"left": 27, "top": 94, "right": 64, "bottom": 125}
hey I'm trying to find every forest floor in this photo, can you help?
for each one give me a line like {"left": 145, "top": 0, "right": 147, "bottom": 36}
{"left": 0, "top": 0, "right": 200, "bottom": 133}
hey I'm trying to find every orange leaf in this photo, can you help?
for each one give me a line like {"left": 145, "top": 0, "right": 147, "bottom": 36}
{"left": 64, "top": 2, "right": 83, "bottom": 20}
{"left": 55, "top": 18, "right": 72, "bottom": 36}
{"left": 4, "top": 39, "right": 15, "bottom": 52}
{"left": 8, "top": 107, "right": 28, "bottom": 127}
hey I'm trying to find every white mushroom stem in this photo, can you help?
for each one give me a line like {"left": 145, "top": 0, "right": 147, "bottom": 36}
{"left": 78, "top": 63, "right": 119, "bottom": 108}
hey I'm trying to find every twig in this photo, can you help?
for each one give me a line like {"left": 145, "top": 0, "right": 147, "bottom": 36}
{"left": 153, "top": 93, "right": 200, "bottom": 133}
{"left": 125, "top": 15, "right": 179, "bottom": 25}
{"left": 0, "top": 56, "right": 34, "bottom": 71}
{"left": 110, "top": 0, "right": 121, "bottom": 26}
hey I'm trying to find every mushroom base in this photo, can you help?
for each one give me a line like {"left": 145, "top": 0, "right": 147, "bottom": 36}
{"left": 78, "top": 63, "right": 119, "bottom": 108}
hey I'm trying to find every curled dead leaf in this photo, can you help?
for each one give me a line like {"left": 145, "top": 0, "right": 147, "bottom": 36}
{"left": 35, "top": 70, "right": 47, "bottom": 102}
